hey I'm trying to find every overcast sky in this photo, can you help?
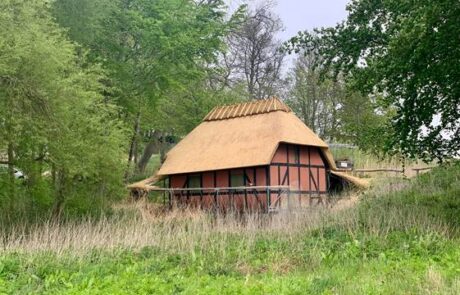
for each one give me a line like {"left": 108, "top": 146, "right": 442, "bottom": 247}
{"left": 274, "top": 0, "right": 349, "bottom": 69}
{"left": 227, "top": 0, "right": 350, "bottom": 70}
{"left": 273, "top": 0, "right": 349, "bottom": 41}
{"left": 227, "top": 0, "right": 349, "bottom": 40}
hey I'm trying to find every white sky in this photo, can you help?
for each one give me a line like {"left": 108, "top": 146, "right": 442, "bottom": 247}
{"left": 226, "top": 0, "right": 350, "bottom": 69}
{"left": 273, "top": 0, "right": 349, "bottom": 41}
{"left": 275, "top": 0, "right": 350, "bottom": 70}
{"left": 226, "top": 0, "right": 349, "bottom": 39}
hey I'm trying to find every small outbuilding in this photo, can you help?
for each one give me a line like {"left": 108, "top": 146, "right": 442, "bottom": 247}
{"left": 134, "top": 98, "right": 367, "bottom": 212}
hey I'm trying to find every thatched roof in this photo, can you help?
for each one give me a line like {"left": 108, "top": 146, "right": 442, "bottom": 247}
{"left": 330, "top": 171, "right": 370, "bottom": 189}
{"left": 127, "top": 174, "right": 160, "bottom": 191}
{"left": 158, "top": 97, "right": 338, "bottom": 177}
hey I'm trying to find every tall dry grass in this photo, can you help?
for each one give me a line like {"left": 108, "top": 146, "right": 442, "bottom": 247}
{"left": 3, "top": 162, "right": 458, "bottom": 259}
{"left": 0, "top": 190, "right": 452, "bottom": 257}
{"left": 0, "top": 202, "right": 327, "bottom": 255}
{"left": 331, "top": 147, "right": 435, "bottom": 178}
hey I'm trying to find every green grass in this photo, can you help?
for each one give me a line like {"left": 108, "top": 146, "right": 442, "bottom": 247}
{"left": 1, "top": 233, "right": 459, "bottom": 294}
{"left": 1, "top": 163, "right": 459, "bottom": 294}
{"left": 1, "top": 239, "right": 458, "bottom": 295}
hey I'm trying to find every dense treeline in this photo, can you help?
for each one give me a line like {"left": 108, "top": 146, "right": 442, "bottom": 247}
{"left": 0, "top": 0, "right": 247, "bottom": 218}
{"left": 0, "top": 0, "right": 457, "bottom": 219}
{"left": 0, "top": 0, "right": 128, "bottom": 218}
{"left": 1, "top": 0, "right": 297, "bottom": 218}
{"left": 286, "top": 0, "right": 460, "bottom": 162}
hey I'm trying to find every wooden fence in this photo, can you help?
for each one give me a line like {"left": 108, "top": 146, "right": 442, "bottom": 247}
{"left": 337, "top": 166, "right": 436, "bottom": 177}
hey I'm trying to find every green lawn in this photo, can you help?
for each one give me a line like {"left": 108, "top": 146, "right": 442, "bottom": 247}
{"left": 1, "top": 233, "right": 459, "bottom": 294}
{"left": 1, "top": 163, "right": 459, "bottom": 294}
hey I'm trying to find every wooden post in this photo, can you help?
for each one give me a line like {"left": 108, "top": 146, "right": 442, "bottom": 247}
{"left": 163, "top": 179, "right": 166, "bottom": 206}
{"left": 266, "top": 187, "right": 271, "bottom": 213}
{"left": 287, "top": 188, "right": 291, "bottom": 210}
{"left": 200, "top": 190, "right": 203, "bottom": 210}
{"left": 244, "top": 169, "right": 248, "bottom": 211}
{"left": 230, "top": 190, "right": 234, "bottom": 213}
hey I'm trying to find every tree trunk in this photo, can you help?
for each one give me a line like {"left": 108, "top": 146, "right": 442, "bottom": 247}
{"left": 124, "top": 112, "right": 141, "bottom": 180}
{"left": 7, "top": 143, "right": 15, "bottom": 200}
{"left": 133, "top": 137, "right": 139, "bottom": 165}
{"left": 137, "top": 140, "right": 157, "bottom": 173}
{"left": 137, "top": 131, "right": 163, "bottom": 173}
{"left": 52, "top": 170, "right": 66, "bottom": 220}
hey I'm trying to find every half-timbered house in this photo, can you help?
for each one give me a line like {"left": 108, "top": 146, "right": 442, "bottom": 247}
{"left": 142, "top": 98, "right": 366, "bottom": 211}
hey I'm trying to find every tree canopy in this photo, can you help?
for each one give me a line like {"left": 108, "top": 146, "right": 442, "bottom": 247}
{"left": 286, "top": 0, "right": 460, "bottom": 162}
{"left": 0, "top": 0, "right": 127, "bottom": 215}
{"left": 0, "top": 0, "right": 249, "bottom": 216}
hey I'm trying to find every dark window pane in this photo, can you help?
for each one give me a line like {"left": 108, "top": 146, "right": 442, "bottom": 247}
{"left": 295, "top": 147, "right": 300, "bottom": 164}
{"left": 230, "top": 173, "right": 244, "bottom": 187}
{"left": 187, "top": 175, "right": 201, "bottom": 188}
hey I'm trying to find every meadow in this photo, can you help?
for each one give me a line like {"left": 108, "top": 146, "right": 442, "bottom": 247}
{"left": 0, "top": 162, "right": 459, "bottom": 294}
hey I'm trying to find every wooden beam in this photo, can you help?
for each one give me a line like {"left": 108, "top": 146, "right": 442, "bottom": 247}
{"left": 354, "top": 168, "right": 404, "bottom": 173}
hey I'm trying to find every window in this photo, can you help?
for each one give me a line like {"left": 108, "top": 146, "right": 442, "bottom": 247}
{"left": 230, "top": 172, "right": 245, "bottom": 187}
{"left": 294, "top": 147, "right": 300, "bottom": 164}
{"left": 187, "top": 175, "right": 201, "bottom": 193}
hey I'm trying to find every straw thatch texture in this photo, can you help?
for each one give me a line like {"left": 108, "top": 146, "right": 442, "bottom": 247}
{"left": 158, "top": 107, "right": 330, "bottom": 176}
{"left": 204, "top": 97, "right": 291, "bottom": 121}
{"left": 330, "top": 170, "right": 370, "bottom": 188}
{"left": 127, "top": 174, "right": 160, "bottom": 191}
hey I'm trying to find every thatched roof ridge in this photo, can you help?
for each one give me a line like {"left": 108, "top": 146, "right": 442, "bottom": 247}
{"left": 204, "top": 97, "right": 291, "bottom": 121}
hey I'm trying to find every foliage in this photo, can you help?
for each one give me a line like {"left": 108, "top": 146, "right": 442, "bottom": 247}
{"left": 285, "top": 52, "right": 391, "bottom": 150}
{"left": 53, "top": 0, "right": 247, "bottom": 177}
{"left": 0, "top": 0, "right": 248, "bottom": 215}
{"left": 285, "top": 0, "right": 460, "bottom": 162}
{"left": 286, "top": 54, "right": 345, "bottom": 141}
{"left": 0, "top": 0, "right": 128, "bottom": 216}
{"left": 1, "top": 237, "right": 459, "bottom": 294}
{"left": 337, "top": 92, "right": 394, "bottom": 153}
{"left": 53, "top": 0, "right": 243, "bottom": 114}
{"left": 52, "top": 0, "right": 116, "bottom": 47}
{"left": 154, "top": 84, "right": 244, "bottom": 136}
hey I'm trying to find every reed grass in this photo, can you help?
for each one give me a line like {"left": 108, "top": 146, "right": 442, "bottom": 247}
{"left": 0, "top": 163, "right": 458, "bottom": 294}
{"left": 0, "top": 183, "right": 453, "bottom": 257}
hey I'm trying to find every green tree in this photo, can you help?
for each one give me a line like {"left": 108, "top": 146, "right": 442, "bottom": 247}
{"left": 338, "top": 92, "right": 394, "bottom": 153}
{"left": 286, "top": 53, "right": 344, "bottom": 141}
{"left": 0, "top": 0, "right": 127, "bottom": 216}
{"left": 286, "top": 0, "right": 460, "bottom": 162}
{"left": 154, "top": 83, "right": 243, "bottom": 136}
{"left": 53, "top": 0, "right": 244, "bottom": 176}
{"left": 286, "top": 52, "right": 389, "bottom": 150}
